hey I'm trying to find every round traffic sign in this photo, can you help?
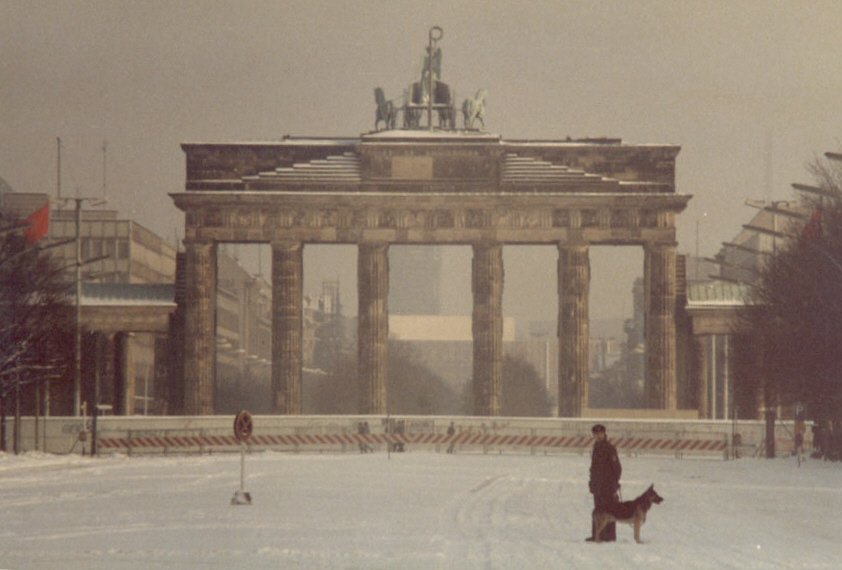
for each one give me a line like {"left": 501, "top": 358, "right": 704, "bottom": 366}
{"left": 233, "top": 410, "right": 253, "bottom": 442}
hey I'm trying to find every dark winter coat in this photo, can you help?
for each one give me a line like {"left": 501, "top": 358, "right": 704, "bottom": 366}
{"left": 589, "top": 439, "right": 622, "bottom": 496}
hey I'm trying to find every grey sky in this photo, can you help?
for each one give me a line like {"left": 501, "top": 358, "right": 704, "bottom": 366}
{"left": 2, "top": 1, "right": 841, "bottom": 323}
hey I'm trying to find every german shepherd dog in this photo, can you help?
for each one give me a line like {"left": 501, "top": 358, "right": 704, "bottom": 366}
{"left": 593, "top": 484, "right": 664, "bottom": 544}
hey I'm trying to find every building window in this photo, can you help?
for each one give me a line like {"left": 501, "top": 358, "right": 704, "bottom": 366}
{"left": 104, "top": 239, "right": 115, "bottom": 258}
{"left": 117, "top": 240, "right": 129, "bottom": 259}
{"left": 91, "top": 239, "right": 103, "bottom": 258}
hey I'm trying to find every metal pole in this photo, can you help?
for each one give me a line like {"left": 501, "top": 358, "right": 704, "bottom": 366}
{"left": 101, "top": 140, "right": 108, "bottom": 200}
{"left": 240, "top": 443, "right": 246, "bottom": 491}
{"left": 34, "top": 384, "right": 40, "bottom": 451}
{"left": 0, "top": 396, "right": 5, "bottom": 452}
{"left": 91, "top": 403, "right": 98, "bottom": 457}
{"left": 427, "top": 30, "right": 434, "bottom": 131}
{"left": 56, "top": 137, "right": 62, "bottom": 200}
{"left": 13, "top": 374, "right": 20, "bottom": 454}
{"left": 710, "top": 335, "right": 717, "bottom": 419}
{"left": 92, "top": 333, "right": 101, "bottom": 456}
{"left": 426, "top": 26, "right": 442, "bottom": 131}
{"left": 94, "top": 333, "right": 101, "bottom": 417}
{"left": 722, "top": 334, "right": 731, "bottom": 420}
{"left": 43, "top": 378, "right": 49, "bottom": 452}
{"left": 695, "top": 219, "right": 700, "bottom": 280}
{"left": 74, "top": 198, "right": 82, "bottom": 416}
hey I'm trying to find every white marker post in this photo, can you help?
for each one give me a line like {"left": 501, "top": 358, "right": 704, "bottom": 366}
{"left": 231, "top": 410, "right": 253, "bottom": 505}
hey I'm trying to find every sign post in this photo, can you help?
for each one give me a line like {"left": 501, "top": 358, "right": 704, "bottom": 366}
{"left": 231, "top": 410, "right": 253, "bottom": 505}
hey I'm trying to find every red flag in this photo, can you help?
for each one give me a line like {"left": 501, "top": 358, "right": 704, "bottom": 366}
{"left": 24, "top": 202, "right": 50, "bottom": 245}
{"left": 801, "top": 206, "right": 823, "bottom": 241}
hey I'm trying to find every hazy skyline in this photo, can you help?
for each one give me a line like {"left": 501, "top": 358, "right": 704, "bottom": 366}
{"left": 3, "top": 1, "right": 841, "bottom": 323}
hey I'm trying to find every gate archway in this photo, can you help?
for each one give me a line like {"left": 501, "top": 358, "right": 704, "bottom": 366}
{"left": 172, "top": 132, "right": 689, "bottom": 416}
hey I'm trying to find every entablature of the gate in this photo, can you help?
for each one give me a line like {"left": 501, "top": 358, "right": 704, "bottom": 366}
{"left": 172, "top": 191, "right": 689, "bottom": 245}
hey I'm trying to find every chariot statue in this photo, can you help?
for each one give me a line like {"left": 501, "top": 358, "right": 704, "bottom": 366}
{"left": 374, "top": 87, "right": 397, "bottom": 131}
{"left": 372, "top": 26, "right": 485, "bottom": 132}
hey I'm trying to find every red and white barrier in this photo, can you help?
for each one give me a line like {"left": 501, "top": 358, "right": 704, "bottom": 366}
{"left": 96, "top": 430, "right": 727, "bottom": 455}
{"left": 12, "top": 415, "right": 792, "bottom": 457}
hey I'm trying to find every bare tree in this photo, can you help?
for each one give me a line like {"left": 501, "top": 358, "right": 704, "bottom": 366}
{"left": 0, "top": 213, "right": 74, "bottom": 412}
{"left": 741, "top": 155, "right": 842, "bottom": 428}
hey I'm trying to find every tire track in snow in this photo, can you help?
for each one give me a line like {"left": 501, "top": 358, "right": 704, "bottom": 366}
{"left": 447, "top": 474, "right": 571, "bottom": 569}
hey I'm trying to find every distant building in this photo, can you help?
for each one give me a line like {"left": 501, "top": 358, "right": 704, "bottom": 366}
{"left": 389, "top": 314, "right": 516, "bottom": 387}
{"left": 195, "top": 250, "right": 272, "bottom": 414}
{"left": 673, "top": 200, "right": 808, "bottom": 422}
{"left": 0, "top": 175, "right": 14, "bottom": 199}
{"left": 1, "top": 190, "right": 276, "bottom": 416}
{"left": 1, "top": 192, "right": 176, "bottom": 284}
{"left": 684, "top": 255, "right": 720, "bottom": 285}
{"left": 713, "top": 200, "right": 804, "bottom": 285}
{"left": 589, "top": 337, "right": 621, "bottom": 373}
{"left": 1, "top": 191, "right": 178, "bottom": 416}
{"left": 389, "top": 314, "right": 524, "bottom": 394}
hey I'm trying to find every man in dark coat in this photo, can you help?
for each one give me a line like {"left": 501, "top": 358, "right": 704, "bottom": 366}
{"left": 587, "top": 423, "right": 622, "bottom": 542}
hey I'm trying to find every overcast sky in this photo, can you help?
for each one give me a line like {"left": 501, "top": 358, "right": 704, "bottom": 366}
{"left": 2, "top": 1, "right": 841, "bottom": 324}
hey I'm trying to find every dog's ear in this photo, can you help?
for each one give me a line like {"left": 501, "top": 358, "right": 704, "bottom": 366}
{"left": 648, "top": 483, "right": 654, "bottom": 491}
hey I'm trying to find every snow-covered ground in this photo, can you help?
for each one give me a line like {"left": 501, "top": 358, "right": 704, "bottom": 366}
{"left": 0, "top": 449, "right": 839, "bottom": 569}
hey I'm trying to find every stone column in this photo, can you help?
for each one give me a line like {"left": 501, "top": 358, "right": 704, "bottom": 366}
{"left": 153, "top": 333, "right": 170, "bottom": 415}
{"left": 644, "top": 243, "right": 677, "bottom": 409}
{"left": 557, "top": 245, "right": 590, "bottom": 417}
{"left": 113, "top": 332, "right": 135, "bottom": 415}
{"left": 693, "top": 335, "right": 709, "bottom": 419}
{"left": 100, "top": 333, "right": 116, "bottom": 411}
{"left": 272, "top": 241, "right": 303, "bottom": 414}
{"left": 183, "top": 239, "right": 217, "bottom": 415}
{"left": 80, "top": 331, "right": 99, "bottom": 414}
{"left": 472, "top": 242, "right": 503, "bottom": 416}
{"left": 358, "top": 243, "right": 389, "bottom": 414}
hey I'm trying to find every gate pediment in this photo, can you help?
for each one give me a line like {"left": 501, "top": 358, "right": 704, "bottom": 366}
{"left": 224, "top": 137, "right": 667, "bottom": 195}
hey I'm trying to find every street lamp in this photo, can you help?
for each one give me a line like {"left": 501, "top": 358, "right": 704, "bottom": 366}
{"left": 60, "top": 196, "right": 107, "bottom": 416}
{"left": 54, "top": 138, "right": 108, "bottom": 416}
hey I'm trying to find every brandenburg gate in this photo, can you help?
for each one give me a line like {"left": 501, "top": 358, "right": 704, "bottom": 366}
{"left": 171, "top": 30, "right": 690, "bottom": 417}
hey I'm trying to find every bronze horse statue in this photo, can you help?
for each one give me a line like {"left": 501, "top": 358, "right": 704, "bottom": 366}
{"left": 462, "top": 89, "right": 487, "bottom": 130}
{"left": 374, "top": 87, "right": 397, "bottom": 131}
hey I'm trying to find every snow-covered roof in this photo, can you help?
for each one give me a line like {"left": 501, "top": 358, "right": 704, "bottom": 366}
{"left": 243, "top": 153, "right": 361, "bottom": 185}
{"left": 686, "top": 281, "right": 752, "bottom": 307}
{"left": 501, "top": 153, "right": 620, "bottom": 188}
{"left": 362, "top": 130, "right": 501, "bottom": 141}
{"left": 181, "top": 138, "right": 358, "bottom": 147}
